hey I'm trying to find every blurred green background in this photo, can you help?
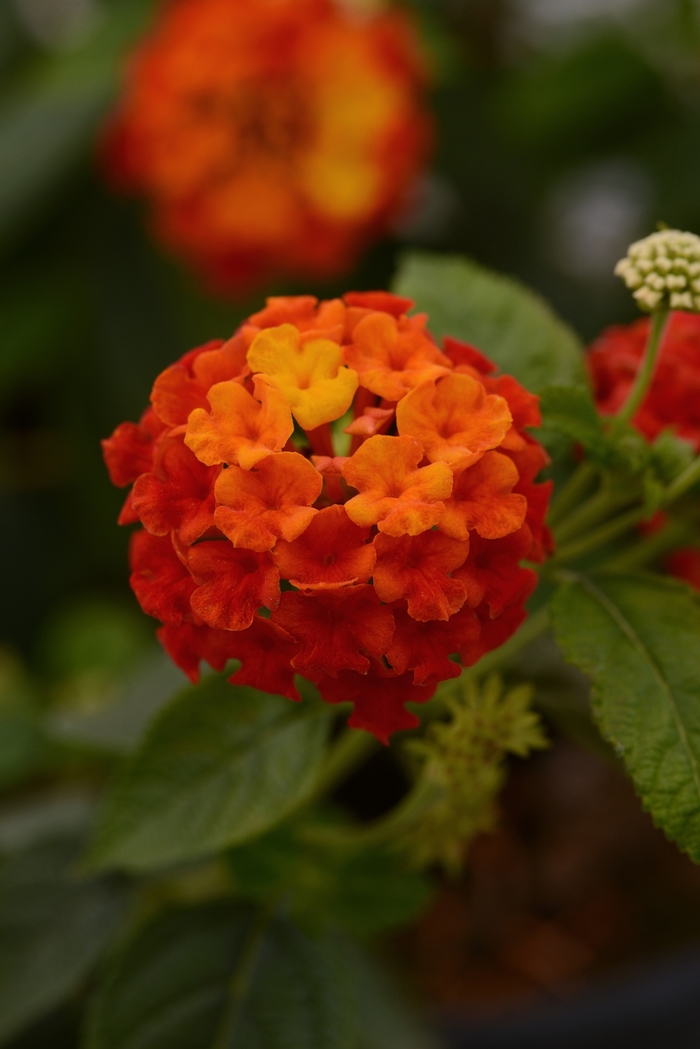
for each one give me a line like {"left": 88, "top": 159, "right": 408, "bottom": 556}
{"left": 1, "top": 0, "right": 699, "bottom": 665}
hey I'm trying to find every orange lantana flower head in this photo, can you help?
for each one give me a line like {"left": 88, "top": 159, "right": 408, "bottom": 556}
{"left": 102, "top": 292, "right": 553, "bottom": 741}
{"left": 102, "top": 0, "right": 432, "bottom": 292}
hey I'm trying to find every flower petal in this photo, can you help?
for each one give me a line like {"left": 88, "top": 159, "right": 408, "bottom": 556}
{"left": 396, "top": 373, "right": 512, "bottom": 470}
{"left": 214, "top": 451, "right": 322, "bottom": 551}
{"left": 271, "top": 585, "right": 395, "bottom": 677}
{"left": 273, "top": 504, "right": 375, "bottom": 588}
{"left": 226, "top": 615, "right": 301, "bottom": 701}
{"left": 373, "top": 531, "right": 469, "bottom": 621}
{"left": 439, "top": 451, "right": 527, "bottom": 541}
{"left": 343, "top": 310, "right": 451, "bottom": 402}
{"left": 247, "top": 323, "right": 359, "bottom": 430}
{"left": 132, "top": 434, "right": 218, "bottom": 545}
{"left": 342, "top": 434, "right": 453, "bottom": 536}
{"left": 386, "top": 602, "right": 479, "bottom": 683}
{"left": 129, "top": 530, "right": 196, "bottom": 625}
{"left": 188, "top": 541, "right": 280, "bottom": 631}
{"left": 185, "top": 375, "right": 294, "bottom": 469}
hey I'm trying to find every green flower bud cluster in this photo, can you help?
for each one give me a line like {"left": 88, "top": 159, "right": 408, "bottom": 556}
{"left": 615, "top": 229, "right": 700, "bottom": 312}
{"left": 402, "top": 675, "right": 548, "bottom": 875}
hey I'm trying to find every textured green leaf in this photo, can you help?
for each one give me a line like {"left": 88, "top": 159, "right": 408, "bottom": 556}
{"left": 0, "top": 834, "right": 127, "bottom": 1044}
{"left": 392, "top": 251, "right": 586, "bottom": 392}
{"left": 551, "top": 572, "right": 700, "bottom": 859}
{"left": 86, "top": 904, "right": 357, "bottom": 1049}
{"left": 88, "top": 677, "right": 332, "bottom": 872}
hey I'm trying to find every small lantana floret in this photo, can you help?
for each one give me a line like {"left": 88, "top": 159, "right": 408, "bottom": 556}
{"left": 102, "top": 291, "right": 553, "bottom": 740}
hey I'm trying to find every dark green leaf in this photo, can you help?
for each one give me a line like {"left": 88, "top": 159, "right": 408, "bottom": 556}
{"left": 0, "top": 833, "right": 127, "bottom": 1044}
{"left": 392, "top": 252, "right": 586, "bottom": 392}
{"left": 86, "top": 903, "right": 357, "bottom": 1049}
{"left": 88, "top": 678, "right": 333, "bottom": 872}
{"left": 227, "top": 818, "right": 432, "bottom": 938}
{"left": 539, "top": 385, "right": 608, "bottom": 455}
{"left": 551, "top": 572, "right": 700, "bottom": 860}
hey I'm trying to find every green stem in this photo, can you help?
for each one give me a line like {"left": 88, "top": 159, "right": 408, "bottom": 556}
{"left": 553, "top": 486, "right": 636, "bottom": 545}
{"left": 598, "top": 517, "right": 693, "bottom": 573}
{"left": 552, "top": 505, "right": 650, "bottom": 565}
{"left": 616, "top": 307, "right": 670, "bottom": 425}
{"left": 211, "top": 904, "right": 275, "bottom": 1049}
{"left": 665, "top": 455, "right": 700, "bottom": 504}
{"left": 548, "top": 461, "right": 599, "bottom": 529}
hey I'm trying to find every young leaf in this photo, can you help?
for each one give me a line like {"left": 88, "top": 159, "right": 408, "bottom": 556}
{"left": 0, "top": 835, "right": 127, "bottom": 1045}
{"left": 551, "top": 572, "right": 700, "bottom": 860}
{"left": 88, "top": 677, "right": 333, "bottom": 872}
{"left": 392, "top": 251, "right": 587, "bottom": 391}
{"left": 85, "top": 903, "right": 357, "bottom": 1049}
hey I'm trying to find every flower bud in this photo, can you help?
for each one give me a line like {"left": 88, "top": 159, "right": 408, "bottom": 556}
{"left": 615, "top": 230, "right": 700, "bottom": 312}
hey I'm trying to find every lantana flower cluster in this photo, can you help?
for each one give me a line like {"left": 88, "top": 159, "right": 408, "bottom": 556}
{"left": 589, "top": 310, "right": 700, "bottom": 592}
{"left": 103, "top": 0, "right": 431, "bottom": 291}
{"left": 103, "top": 292, "right": 553, "bottom": 741}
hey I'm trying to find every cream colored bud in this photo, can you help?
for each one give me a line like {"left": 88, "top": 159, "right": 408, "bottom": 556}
{"left": 616, "top": 229, "right": 700, "bottom": 312}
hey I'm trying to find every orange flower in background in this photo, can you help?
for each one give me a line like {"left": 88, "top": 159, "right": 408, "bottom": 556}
{"left": 102, "top": 0, "right": 432, "bottom": 292}
{"left": 104, "top": 290, "right": 553, "bottom": 741}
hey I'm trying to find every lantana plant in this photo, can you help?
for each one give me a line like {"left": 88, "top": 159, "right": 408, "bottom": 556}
{"left": 76, "top": 231, "right": 700, "bottom": 1048}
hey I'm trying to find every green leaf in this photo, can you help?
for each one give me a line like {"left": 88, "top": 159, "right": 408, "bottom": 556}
{"left": 227, "top": 817, "right": 432, "bottom": 938}
{"left": 551, "top": 572, "right": 700, "bottom": 860}
{"left": 539, "top": 385, "right": 609, "bottom": 456}
{"left": 88, "top": 677, "right": 333, "bottom": 872}
{"left": 86, "top": 903, "right": 357, "bottom": 1049}
{"left": 392, "top": 251, "right": 587, "bottom": 392}
{"left": 0, "top": 833, "right": 127, "bottom": 1044}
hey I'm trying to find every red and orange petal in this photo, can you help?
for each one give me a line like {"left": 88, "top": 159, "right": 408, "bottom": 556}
{"left": 188, "top": 541, "right": 280, "bottom": 631}
{"left": 214, "top": 451, "right": 322, "bottom": 551}
{"left": 156, "top": 621, "right": 240, "bottom": 683}
{"left": 273, "top": 504, "right": 375, "bottom": 588}
{"left": 461, "top": 602, "right": 529, "bottom": 668}
{"left": 589, "top": 313, "right": 700, "bottom": 450}
{"left": 131, "top": 434, "right": 219, "bottom": 545}
{"left": 225, "top": 615, "right": 301, "bottom": 702}
{"left": 373, "top": 531, "right": 469, "bottom": 622}
{"left": 397, "top": 373, "right": 513, "bottom": 470}
{"left": 185, "top": 376, "right": 294, "bottom": 470}
{"left": 439, "top": 451, "right": 527, "bottom": 542}
{"left": 385, "top": 602, "right": 479, "bottom": 685}
{"left": 103, "top": 0, "right": 432, "bottom": 291}
{"left": 443, "top": 336, "right": 496, "bottom": 375}
{"left": 343, "top": 310, "right": 452, "bottom": 402}
{"left": 342, "top": 434, "right": 453, "bottom": 536}
{"left": 455, "top": 527, "right": 538, "bottom": 618}
{"left": 271, "top": 585, "right": 395, "bottom": 677}
{"left": 247, "top": 296, "right": 346, "bottom": 340}
{"left": 129, "top": 530, "right": 196, "bottom": 625}
{"left": 313, "top": 659, "right": 438, "bottom": 744}
{"left": 150, "top": 339, "right": 249, "bottom": 427}
{"left": 101, "top": 408, "right": 164, "bottom": 487}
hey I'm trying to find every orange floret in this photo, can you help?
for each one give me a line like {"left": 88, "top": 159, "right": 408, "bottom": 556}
{"left": 342, "top": 434, "right": 453, "bottom": 536}
{"left": 246, "top": 323, "right": 358, "bottom": 429}
{"left": 396, "top": 373, "right": 513, "bottom": 470}
{"left": 273, "top": 504, "right": 376, "bottom": 589}
{"left": 272, "top": 585, "right": 395, "bottom": 677}
{"left": 185, "top": 375, "right": 294, "bottom": 470}
{"left": 188, "top": 540, "right": 280, "bottom": 631}
{"left": 439, "top": 451, "right": 528, "bottom": 542}
{"left": 214, "top": 451, "right": 323, "bottom": 551}
{"left": 372, "top": 531, "right": 470, "bottom": 621}
{"left": 151, "top": 338, "right": 246, "bottom": 426}
{"left": 343, "top": 310, "right": 452, "bottom": 402}
{"left": 247, "top": 297, "right": 346, "bottom": 340}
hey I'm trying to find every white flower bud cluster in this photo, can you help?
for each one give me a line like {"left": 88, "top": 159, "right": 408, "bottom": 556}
{"left": 615, "top": 230, "right": 700, "bottom": 312}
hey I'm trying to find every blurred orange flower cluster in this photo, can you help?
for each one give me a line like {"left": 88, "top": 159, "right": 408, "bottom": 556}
{"left": 103, "top": 292, "right": 553, "bottom": 741}
{"left": 102, "top": 0, "right": 432, "bottom": 291}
